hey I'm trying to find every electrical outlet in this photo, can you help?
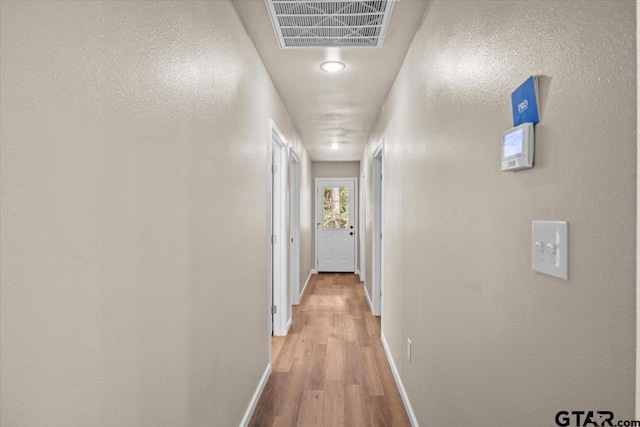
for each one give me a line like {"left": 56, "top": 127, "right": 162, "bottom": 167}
{"left": 407, "top": 338, "right": 412, "bottom": 362}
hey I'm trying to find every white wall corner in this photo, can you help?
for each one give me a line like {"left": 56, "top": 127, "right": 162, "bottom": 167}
{"left": 300, "top": 270, "right": 315, "bottom": 300}
{"left": 239, "top": 363, "right": 271, "bottom": 427}
{"left": 381, "top": 333, "right": 419, "bottom": 427}
{"left": 287, "top": 316, "right": 292, "bottom": 333}
{"left": 364, "top": 282, "right": 373, "bottom": 314}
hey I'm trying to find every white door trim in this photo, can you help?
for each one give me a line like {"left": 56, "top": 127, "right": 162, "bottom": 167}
{"left": 289, "top": 149, "right": 301, "bottom": 306}
{"left": 359, "top": 169, "right": 366, "bottom": 284}
{"left": 314, "top": 177, "right": 358, "bottom": 272}
{"left": 372, "top": 140, "right": 384, "bottom": 317}
{"left": 269, "top": 119, "right": 289, "bottom": 337}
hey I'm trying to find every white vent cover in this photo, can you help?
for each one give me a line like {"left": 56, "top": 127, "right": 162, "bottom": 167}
{"left": 265, "top": 0, "right": 395, "bottom": 48}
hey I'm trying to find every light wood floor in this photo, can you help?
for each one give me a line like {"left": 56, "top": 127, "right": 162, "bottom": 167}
{"left": 249, "top": 273, "right": 411, "bottom": 427}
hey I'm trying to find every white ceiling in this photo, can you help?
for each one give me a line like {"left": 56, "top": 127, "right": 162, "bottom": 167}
{"left": 233, "top": 0, "right": 429, "bottom": 161}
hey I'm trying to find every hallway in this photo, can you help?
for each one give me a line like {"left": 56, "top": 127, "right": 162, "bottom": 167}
{"left": 0, "top": 1, "right": 636, "bottom": 426}
{"left": 250, "top": 274, "right": 410, "bottom": 427}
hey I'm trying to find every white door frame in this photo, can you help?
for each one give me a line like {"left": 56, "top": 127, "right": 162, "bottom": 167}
{"left": 359, "top": 170, "right": 366, "bottom": 282}
{"left": 269, "top": 120, "right": 289, "bottom": 337}
{"left": 314, "top": 177, "right": 358, "bottom": 272}
{"left": 372, "top": 141, "right": 384, "bottom": 316}
{"left": 289, "top": 149, "right": 301, "bottom": 306}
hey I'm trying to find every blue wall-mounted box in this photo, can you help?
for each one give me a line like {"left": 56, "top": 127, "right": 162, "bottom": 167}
{"left": 511, "top": 76, "right": 540, "bottom": 127}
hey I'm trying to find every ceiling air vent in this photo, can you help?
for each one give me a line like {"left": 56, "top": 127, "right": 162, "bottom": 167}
{"left": 265, "top": 0, "right": 395, "bottom": 48}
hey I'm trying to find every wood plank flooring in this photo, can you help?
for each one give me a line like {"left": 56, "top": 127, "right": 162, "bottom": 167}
{"left": 249, "top": 273, "right": 410, "bottom": 427}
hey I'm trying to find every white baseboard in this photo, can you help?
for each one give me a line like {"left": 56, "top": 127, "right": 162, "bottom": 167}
{"left": 381, "top": 333, "right": 419, "bottom": 427}
{"left": 286, "top": 316, "right": 292, "bottom": 332}
{"left": 355, "top": 268, "right": 360, "bottom": 275}
{"left": 239, "top": 363, "right": 271, "bottom": 427}
{"left": 364, "top": 282, "right": 373, "bottom": 313}
{"left": 300, "top": 270, "right": 315, "bottom": 300}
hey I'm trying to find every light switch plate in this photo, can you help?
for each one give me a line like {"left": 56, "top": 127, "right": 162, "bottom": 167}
{"left": 532, "top": 221, "right": 568, "bottom": 280}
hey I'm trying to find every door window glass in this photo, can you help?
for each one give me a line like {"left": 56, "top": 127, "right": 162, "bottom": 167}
{"left": 323, "top": 187, "right": 349, "bottom": 229}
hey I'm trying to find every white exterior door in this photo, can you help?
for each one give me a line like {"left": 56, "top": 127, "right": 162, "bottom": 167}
{"left": 316, "top": 178, "right": 356, "bottom": 272}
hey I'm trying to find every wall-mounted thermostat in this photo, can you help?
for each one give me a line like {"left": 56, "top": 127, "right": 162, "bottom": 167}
{"left": 501, "top": 122, "right": 534, "bottom": 171}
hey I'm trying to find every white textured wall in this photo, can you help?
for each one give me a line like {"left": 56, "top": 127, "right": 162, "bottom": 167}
{"left": 636, "top": 0, "right": 640, "bottom": 419}
{"left": 0, "top": 1, "right": 312, "bottom": 426}
{"left": 362, "top": 1, "right": 636, "bottom": 425}
{"left": 311, "top": 161, "right": 361, "bottom": 180}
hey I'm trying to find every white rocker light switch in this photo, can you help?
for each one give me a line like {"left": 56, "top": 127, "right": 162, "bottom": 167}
{"left": 532, "top": 221, "right": 568, "bottom": 280}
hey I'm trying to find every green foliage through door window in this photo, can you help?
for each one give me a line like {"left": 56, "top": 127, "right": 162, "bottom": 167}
{"left": 323, "top": 187, "right": 349, "bottom": 229}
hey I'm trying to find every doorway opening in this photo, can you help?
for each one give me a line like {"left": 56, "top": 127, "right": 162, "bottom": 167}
{"left": 359, "top": 170, "right": 366, "bottom": 283}
{"left": 315, "top": 177, "right": 358, "bottom": 273}
{"left": 290, "top": 150, "right": 301, "bottom": 306}
{"left": 372, "top": 141, "right": 384, "bottom": 316}
{"left": 270, "top": 120, "right": 289, "bottom": 337}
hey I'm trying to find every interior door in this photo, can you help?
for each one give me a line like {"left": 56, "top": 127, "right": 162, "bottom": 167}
{"left": 316, "top": 178, "right": 356, "bottom": 272}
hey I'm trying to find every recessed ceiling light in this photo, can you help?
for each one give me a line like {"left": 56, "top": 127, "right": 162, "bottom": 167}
{"left": 331, "top": 142, "right": 339, "bottom": 150}
{"left": 320, "top": 61, "right": 345, "bottom": 73}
